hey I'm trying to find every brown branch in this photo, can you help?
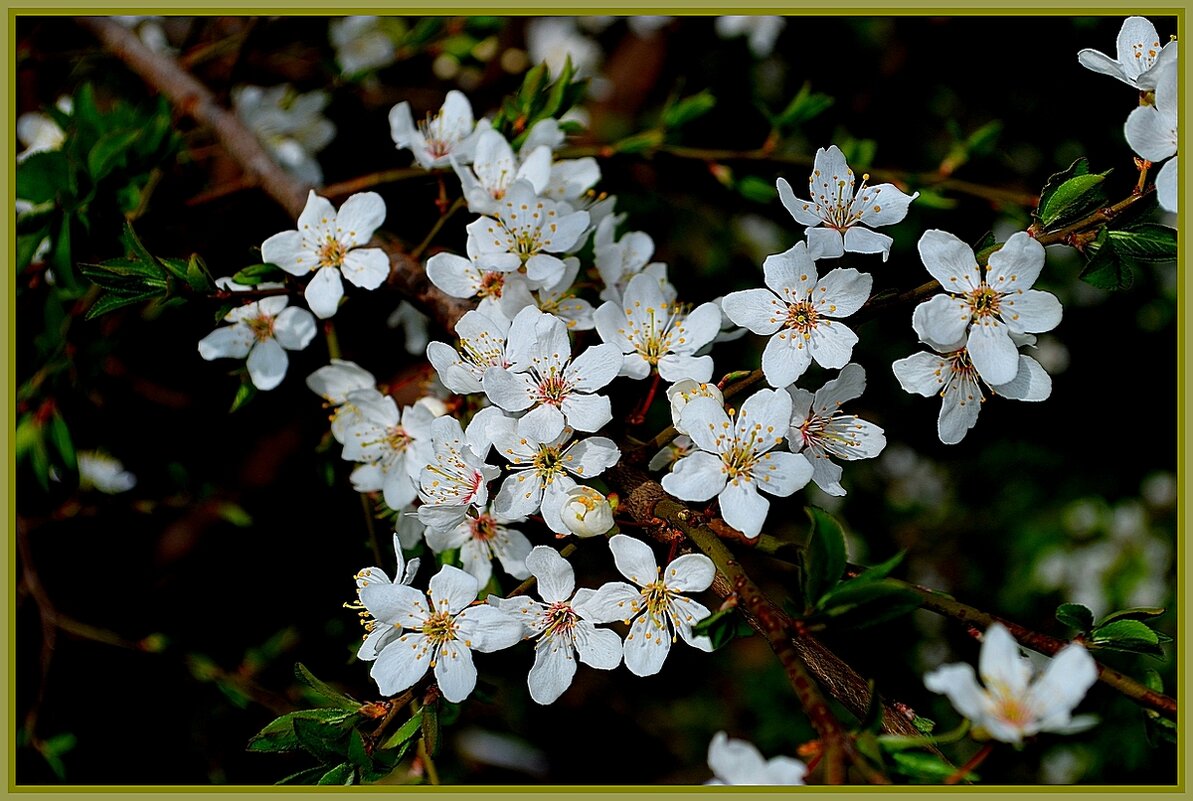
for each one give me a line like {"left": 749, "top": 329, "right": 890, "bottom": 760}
{"left": 78, "top": 16, "right": 472, "bottom": 334}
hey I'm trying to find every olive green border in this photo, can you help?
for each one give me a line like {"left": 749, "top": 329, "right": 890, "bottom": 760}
{"left": 3, "top": 3, "right": 1188, "bottom": 800}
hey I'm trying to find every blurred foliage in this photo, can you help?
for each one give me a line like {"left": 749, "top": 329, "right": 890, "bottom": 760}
{"left": 13, "top": 14, "right": 1177, "bottom": 786}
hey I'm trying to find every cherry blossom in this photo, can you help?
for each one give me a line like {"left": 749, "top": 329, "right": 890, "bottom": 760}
{"left": 705, "top": 731, "right": 807, "bottom": 785}
{"left": 340, "top": 391, "right": 439, "bottom": 511}
{"left": 1077, "top": 16, "right": 1176, "bottom": 90}
{"left": 198, "top": 296, "right": 316, "bottom": 390}
{"left": 424, "top": 504, "right": 532, "bottom": 588}
{"left": 352, "top": 532, "right": 421, "bottom": 662}
{"left": 389, "top": 89, "right": 485, "bottom": 169}
{"left": 417, "top": 415, "right": 503, "bottom": 534}
{"left": 1125, "top": 54, "right": 1178, "bottom": 212}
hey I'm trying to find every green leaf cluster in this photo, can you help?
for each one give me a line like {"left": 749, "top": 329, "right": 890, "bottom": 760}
{"left": 1054, "top": 602, "right": 1170, "bottom": 657}
{"left": 797, "top": 508, "right": 921, "bottom": 629}
{"left": 492, "top": 57, "right": 588, "bottom": 150}
{"left": 79, "top": 223, "right": 215, "bottom": 319}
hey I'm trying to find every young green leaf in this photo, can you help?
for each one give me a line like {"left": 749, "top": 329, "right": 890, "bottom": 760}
{"left": 294, "top": 663, "right": 362, "bottom": 712}
{"left": 1055, "top": 602, "right": 1094, "bottom": 632}
{"left": 1106, "top": 225, "right": 1177, "bottom": 263}
{"left": 247, "top": 708, "right": 356, "bottom": 753}
{"left": 802, "top": 506, "right": 847, "bottom": 608}
{"left": 316, "top": 762, "right": 355, "bottom": 785}
{"left": 380, "top": 715, "right": 423, "bottom": 751}
{"left": 1094, "top": 606, "right": 1165, "bottom": 627}
{"left": 662, "top": 91, "right": 717, "bottom": 129}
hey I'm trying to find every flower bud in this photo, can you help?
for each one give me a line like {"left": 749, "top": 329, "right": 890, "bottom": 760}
{"left": 667, "top": 379, "right": 724, "bottom": 434}
{"left": 560, "top": 486, "right": 614, "bottom": 538}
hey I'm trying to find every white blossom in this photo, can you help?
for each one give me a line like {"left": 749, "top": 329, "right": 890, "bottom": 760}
{"left": 581, "top": 535, "right": 715, "bottom": 676}
{"left": 352, "top": 532, "right": 421, "bottom": 661}
{"left": 75, "top": 451, "right": 136, "bottom": 494}
{"left": 787, "top": 363, "right": 886, "bottom": 497}
{"left": 389, "top": 90, "right": 485, "bottom": 170}
{"left": 341, "top": 391, "right": 439, "bottom": 511}
{"left": 330, "top": 16, "right": 396, "bottom": 76}
{"left": 16, "top": 96, "right": 71, "bottom": 162}
{"left": 1125, "top": 54, "right": 1178, "bottom": 212}
{"left": 483, "top": 307, "right": 620, "bottom": 441}
{"left": 197, "top": 296, "right": 316, "bottom": 390}
{"left": 776, "top": 145, "right": 918, "bottom": 261}
{"left": 663, "top": 388, "right": 811, "bottom": 539}
{"left": 426, "top": 236, "right": 511, "bottom": 323}
{"left": 306, "top": 359, "right": 377, "bottom": 443}
{"left": 491, "top": 546, "right": 622, "bottom": 704}
{"left": 361, "top": 564, "right": 523, "bottom": 702}
{"left": 714, "top": 16, "right": 786, "bottom": 58}
{"left": 465, "top": 179, "right": 590, "bottom": 290}
{"left": 892, "top": 335, "right": 1053, "bottom": 445}
{"left": 417, "top": 415, "right": 503, "bottom": 534}
{"left": 454, "top": 127, "right": 553, "bottom": 215}
{"left": 232, "top": 85, "right": 335, "bottom": 185}
{"left": 924, "top": 623, "right": 1098, "bottom": 744}
{"left": 594, "top": 228, "right": 671, "bottom": 303}
{"left": 559, "top": 486, "right": 615, "bottom": 538}
{"left": 721, "top": 241, "right": 871, "bottom": 388}
{"left": 667, "top": 379, "right": 724, "bottom": 436}
{"left": 498, "top": 258, "right": 596, "bottom": 330}
{"left": 425, "top": 504, "right": 532, "bottom": 588}
{"left": 594, "top": 273, "right": 722, "bottom": 382}
{"left": 261, "top": 190, "right": 389, "bottom": 319}
{"left": 912, "top": 230, "right": 1062, "bottom": 387}
{"left": 1077, "top": 16, "right": 1176, "bottom": 90}
{"left": 426, "top": 308, "right": 518, "bottom": 395}
{"left": 492, "top": 426, "right": 621, "bottom": 534}
{"left": 705, "top": 731, "right": 807, "bottom": 785}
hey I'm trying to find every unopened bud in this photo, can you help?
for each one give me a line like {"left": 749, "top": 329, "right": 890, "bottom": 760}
{"left": 560, "top": 486, "right": 615, "bottom": 538}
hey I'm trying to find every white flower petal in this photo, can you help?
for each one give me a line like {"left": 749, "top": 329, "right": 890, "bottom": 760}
{"left": 721, "top": 289, "right": 785, "bottom": 335}
{"left": 986, "top": 231, "right": 1046, "bottom": 293}
{"left": 198, "top": 324, "right": 254, "bottom": 361}
{"left": 246, "top": 339, "right": 288, "bottom": 390}
{"left": 622, "top": 613, "right": 671, "bottom": 677}
{"left": 661, "top": 451, "right": 726, "bottom": 502}
{"left": 455, "top": 604, "right": 525, "bottom": 652}
{"left": 565, "top": 343, "right": 622, "bottom": 392}
{"left": 842, "top": 225, "right": 894, "bottom": 260}
{"left": 1029, "top": 643, "right": 1098, "bottom": 731}
{"left": 359, "top": 582, "right": 428, "bottom": 627}
{"left": 304, "top": 266, "right": 344, "bottom": 319}
{"left": 808, "top": 320, "right": 859, "bottom": 371}
{"left": 273, "top": 306, "right": 317, "bottom": 350}
{"left": 429, "top": 565, "right": 480, "bottom": 614}
{"left": 718, "top": 479, "right": 769, "bottom": 539}
{"left": 261, "top": 230, "right": 314, "bottom": 276}
{"left": 524, "top": 545, "right": 576, "bottom": 603}
{"left": 761, "top": 330, "right": 813, "bottom": 388}
{"left": 938, "top": 372, "right": 983, "bottom": 445}
{"left": 371, "top": 632, "right": 431, "bottom": 696}
{"left": 913, "top": 294, "right": 970, "bottom": 346}
{"left": 335, "top": 191, "right": 386, "bottom": 247}
{"left": 563, "top": 436, "right": 621, "bottom": 479}
{"left": 923, "top": 662, "right": 987, "bottom": 722}
{"left": 967, "top": 322, "right": 1019, "bottom": 386}
{"left": 918, "top": 229, "right": 981, "bottom": 292}
{"left": 608, "top": 533, "right": 659, "bottom": 586}
{"left": 340, "top": 248, "right": 389, "bottom": 290}
{"left": 978, "top": 623, "right": 1033, "bottom": 697}
{"left": 560, "top": 393, "right": 612, "bottom": 433}
{"left": 753, "top": 451, "right": 813, "bottom": 497}
{"left": 775, "top": 177, "right": 823, "bottom": 227}
{"left": 577, "top": 580, "right": 641, "bottom": 624}
{"left": 1155, "top": 156, "right": 1178, "bottom": 213}
{"left": 528, "top": 635, "right": 577, "bottom": 705}
{"left": 814, "top": 268, "right": 872, "bottom": 317}
{"left": 664, "top": 553, "right": 715, "bottom": 593}
{"left": 433, "top": 639, "right": 478, "bottom": 703}
{"left": 1002, "top": 289, "right": 1062, "bottom": 335}
{"left": 573, "top": 622, "right": 623, "bottom": 670}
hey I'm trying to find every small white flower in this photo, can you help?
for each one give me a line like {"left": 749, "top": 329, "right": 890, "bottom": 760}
{"left": 261, "top": 190, "right": 389, "bottom": 319}
{"left": 341, "top": 391, "right": 439, "bottom": 511}
{"left": 362, "top": 564, "right": 524, "bottom": 702}
{"left": 498, "top": 258, "right": 596, "bottom": 331}
{"left": 465, "top": 179, "right": 590, "bottom": 290}
{"left": 667, "top": 379, "right": 725, "bottom": 436}
{"left": 353, "top": 532, "right": 421, "bottom": 661}
{"left": 924, "top": 623, "right": 1098, "bottom": 745}
{"left": 306, "top": 359, "right": 377, "bottom": 443}
{"left": 16, "top": 96, "right": 71, "bottom": 162}
{"left": 388, "top": 300, "right": 430, "bottom": 356}
{"left": 594, "top": 272, "right": 723, "bottom": 382}
{"left": 594, "top": 228, "right": 670, "bottom": 303}
{"left": 912, "top": 230, "right": 1062, "bottom": 387}
{"left": 892, "top": 336, "right": 1053, "bottom": 445}
{"left": 721, "top": 241, "right": 872, "bottom": 388}
{"left": 776, "top": 145, "right": 918, "bottom": 261}
{"left": 454, "top": 128, "right": 553, "bottom": 215}
{"left": 559, "top": 486, "right": 615, "bottom": 538}
{"left": 427, "top": 309, "right": 518, "bottom": 395}
{"left": 76, "top": 451, "right": 136, "bottom": 494}
{"left": 491, "top": 426, "right": 621, "bottom": 534}
{"left": 662, "top": 388, "right": 812, "bottom": 539}
{"left": 417, "top": 415, "right": 503, "bottom": 534}
{"left": 330, "top": 16, "right": 396, "bottom": 76}
{"left": 788, "top": 363, "right": 886, "bottom": 497}
{"left": 1077, "top": 16, "right": 1176, "bottom": 90}
{"left": 526, "top": 18, "right": 603, "bottom": 81}
{"left": 483, "top": 307, "right": 621, "bottom": 442}
{"left": 198, "top": 295, "right": 316, "bottom": 390}
{"left": 232, "top": 85, "right": 335, "bottom": 185}
{"left": 1125, "top": 55, "right": 1178, "bottom": 213}
{"left": 425, "top": 504, "right": 532, "bottom": 588}
{"left": 714, "top": 16, "right": 787, "bottom": 58}
{"left": 389, "top": 90, "right": 485, "bottom": 170}
{"left": 705, "top": 731, "right": 807, "bottom": 785}
{"left": 426, "top": 236, "right": 513, "bottom": 324}
{"left": 581, "top": 535, "right": 715, "bottom": 676}
{"left": 492, "top": 546, "right": 623, "bottom": 704}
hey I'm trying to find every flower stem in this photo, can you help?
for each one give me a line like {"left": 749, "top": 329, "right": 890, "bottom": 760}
{"left": 627, "top": 371, "right": 661, "bottom": 425}
{"left": 410, "top": 196, "right": 466, "bottom": 262}
{"left": 323, "top": 167, "right": 444, "bottom": 200}
{"left": 944, "top": 743, "right": 993, "bottom": 785}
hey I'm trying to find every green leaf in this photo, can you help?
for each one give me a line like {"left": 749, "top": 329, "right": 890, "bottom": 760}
{"left": 276, "top": 766, "right": 327, "bottom": 785}
{"left": 689, "top": 606, "right": 753, "bottom": 650}
{"left": 84, "top": 290, "right": 164, "bottom": 320}
{"left": 232, "top": 263, "right": 285, "bottom": 286}
{"left": 49, "top": 215, "right": 82, "bottom": 295}
{"left": 891, "top": 751, "right": 976, "bottom": 783}
{"left": 247, "top": 708, "right": 355, "bottom": 753}
{"left": 380, "top": 714, "right": 423, "bottom": 750}
{"left": 1079, "top": 229, "right": 1136, "bottom": 291}
{"left": 46, "top": 411, "right": 76, "bottom": 474}
{"left": 1035, "top": 157, "right": 1110, "bottom": 229}
{"left": 613, "top": 130, "right": 664, "bottom": 155}
{"left": 86, "top": 128, "right": 141, "bottom": 181}
{"left": 849, "top": 550, "right": 906, "bottom": 584}
{"left": 662, "top": 91, "right": 717, "bottom": 129}
{"left": 81, "top": 257, "right": 167, "bottom": 284}
{"left": 230, "top": 380, "right": 257, "bottom": 413}
{"left": 736, "top": 175, "right": 776, "bottom": 204}
{"left": 185, "top": 254, "right": 216, "bottom": 292}
{"left": 293, "top": 716, "right": 349, "bottom": 763}
{"left": 16, "top": 150, "right": 71, "bottom": 204}
{"left": 316, "top": 762, "right": 355, "bottom": 786}
{"left": 773, "top": 81, "right": 834, "bottom": 128}
{"left": 1088, "top": 618, "right": 1163, "bottom": 656}
{"left": 1107, "top": 224, "right": 1177, "bottom": 263}
{"left": 347, "top": 729, "right": 372, "bottom": 770}
{"left": 816, "top": 579, "right": 923, "bottom": 628}
{"left": 294, "top": 663, "right": 361, "bottom": 712}
{"left": 1095, "top": 606, "right": 1165, "bottom": 627}
{"left": 1055, "top": 602, "right": 1094, "bottom": 632}
{"left": 803, "top": 506, "right": 847, "bottom": 608}
{"left": 18, "top": 227, "right": 53, "bottom": 271}
{"left": 421, "top": 703, "right": 439, "bottom": 756}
